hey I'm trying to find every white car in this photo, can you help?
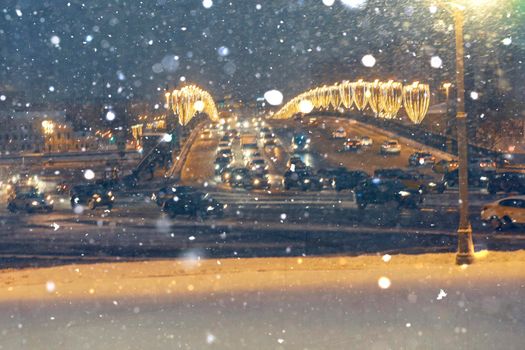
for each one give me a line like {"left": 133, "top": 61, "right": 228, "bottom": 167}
{"left": 380, "top": 140, "right": 401, "bottom": 155}
{"left": 360, "top": 136, "right": 373, "bottom": 146}
{"left": 481, "top": 196, "right": 525, "bottom": 229}
{"left": 332, "top": 127, "right": 347, "bottom": 139}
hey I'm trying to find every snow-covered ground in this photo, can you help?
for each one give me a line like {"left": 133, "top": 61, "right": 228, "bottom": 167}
{"left": 0, "top": 251, "right": 524, "bottom": 349}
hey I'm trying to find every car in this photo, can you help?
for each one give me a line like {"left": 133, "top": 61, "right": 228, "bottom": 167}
{"left": 471, "top": 158, "right": 497, "bottom": 171}
{"left": 219, "top": 135, "right": 232, "bottom": 145}
{"left": 217, "top": 141, "right": 231, "bottom": 152}
{"left": 263, "top": 138, "right": 278, "bottom": 150}
{"left": 287, "top": 156, "right": 306, "bottom": 170}
{"left": 332, "top": 127, "right": 347, "bottom": 139}
{"left": 214, "top": 156, "right": 232, "bottom": 175}
{"left": 374, "top": 168, "right": 443, "bottom": 194}
{"left": 216, "top": 147, "right": 233, "bottom": 160}
{"left": 360, "top": 136, "right": 373, "bottom": 146}
{"left": 343, "top": 138, "right": 362, "bottom": 152}
{"left": 439, "top": 169, "right": 493, "bottom": 191}
{"left": 354, "top": 178, "right": 422, "bottom": 209}
{"left": 7, "top": 186, "right": 54, "bottom": 213}
{"left": 432, "top": 159, "right": 458, "bottom": 173}
{"left": 291, "top": 134, "right": 310, "bottom": 152}
{"left": 261, "top": 131, "right": 275, "bottom": 140}
{"left": 247, "top": 157, "right": 269, "bottom": 175}
{"left": 380, "top": 140, "right": 401, "bottom": 155}
{"left": 56, "top": 182, "right": 70, "bottom": 194}
{"left": 224, "top": 167, "right": 252, "bottom": 188}
{"left": 260, "top": 127, "right": 272, "bottom": 136}
{"left": 408, "top": 152, "right": 436, "bottom": 167}
{"left": 487, "top": 172, "right": 525, "bottom": 195}
{"left": 70, "top": 184, "right": 115, "bottom": 210}
{"left": 481, "top": 196, "right": 525, "bottom": 230}
{"left": 151, "top": 185, "right": 196, "bottom": 207}
{"left": 332, "top": 170, "right": 370, "bottom": 191}
{"left": 162, "top": 190, "right": 225, "bottom": 219}
{"left": 200, "top": 129, "right": 212, "bottom": 139}
{"left": 283, "top": 167, "right": 320, "bottom": 191}
{"left": 250, "top": 174, "right": 271, "bottom": 189}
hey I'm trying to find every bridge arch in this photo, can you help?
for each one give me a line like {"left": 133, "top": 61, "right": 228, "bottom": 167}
{"left": 272, "top": 80, "right": 430, "bottom": 124}
{"left": 165, "top": 85, "right": 219, "bottom": 126}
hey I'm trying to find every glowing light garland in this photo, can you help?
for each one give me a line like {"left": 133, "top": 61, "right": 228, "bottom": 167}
{"left": 403, "top": 82, "right": 430, "bottom": 124}
{"left": 167, "top": 85, "right": 219, "bottom": 126}
{"left": 272, "top": 80, "right": 430, "bottom": 125}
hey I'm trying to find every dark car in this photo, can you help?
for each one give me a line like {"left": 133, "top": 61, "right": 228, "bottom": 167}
{"left": 223, "top": 167, "right": 252, "bottom": 188}
{"left": 250, "top": 174, "right": 271, "bottom": 189}
{"left": 408, "top": 152, "right": 436, "bottom": 167}
{"left": 354, "top": 178, "right": 422, "bottom": 209}
{"left": 162, "top": 190, "right": 225, "bottom": 219}
{"left": 286, "top": 156, "right": 306, "bottom": 170}
{"left": 332, "top": 170, "right": 370, "bottom": 191}
{"left": 374, "top": 168, "right": 442, "bottom": 194}
{"left": 214, "top": 156, "right": 232, "bottom": 175}
{"left": 7, "top": 186, "right": 54, "bottom": 213}
{"left": 343, "top": 138, "right": 362, "bottom": 152}
{"left": 283, "top": 167, "right": 321, "bottom": 191}
{"left": 440, "top": 169, "right": 493, "bottom": 191}
{"left": 152, "top": 185, "right": 196, "bottom": 207}
{"left": 70, "top": 184, "right": 115, "bottom": 210}
{"left": 487, "top": 172, "right": 525, "bottom": 194}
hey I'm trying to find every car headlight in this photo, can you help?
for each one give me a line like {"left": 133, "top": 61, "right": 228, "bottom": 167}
{"left": 110, "top": 196, "right": 115, "bottom": 201}
{"left": 253, "top": 179, "right": 260, "bottom": 185}
{"left": 235, "top": 175, "right": 242, "bottom": 180}
{"left": 292, "top": 144, "right": 298, "bottom": 149}
{"left": 215, "top": 164, "right": 220, "bottom": 170}
{"left": 480, "top": 176, "right": 488, "bottom": 181}
{"left": 304, "top": 179, "right": 311, "bottom": 184}
{"left": 223, "top": 203, "right": 228, "bottom": 209}
{"left": 428, "top": 182, "right": 436, "bottom": 187}
{"left": 224, "top": 173, "right": 231, "bottom": 179}
{"left": 107, "top": 191, "right": 113, "bottom": 196}
{"left": 46, "top": 195, "right": 52, "bottom": 201}
{"left": 96, "top": 197, "right": 102, "bottom": 202}
{"left": 398, "top": 190, "right": 411, "bottom": 197}
{"left": 151, "top": 193, "right": 157, "bottom": 201}
{"left": 49, "top": 200, "right": 54, "bottom": 205}
{"left": 31, "top": 200, "right": 39, "bottom": 206}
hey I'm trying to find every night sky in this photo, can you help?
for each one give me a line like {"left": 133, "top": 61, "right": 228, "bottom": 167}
{"left": 0, "top": 0, "right": 522, "bottom": 104}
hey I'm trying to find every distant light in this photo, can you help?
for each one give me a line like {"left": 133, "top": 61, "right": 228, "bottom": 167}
{"left": 15, "top": 9, "right": 22, "bottom": 17}
{"left": 180, "top": 76, "right": 186, "bottom": 82}
{"left": 382, "top": 254, "right": 391, "bottom": 263}
{"left": 85, "top": 34, "right": 93, "bottom": 43}
{"left": 361, "top": 54, "right": 376, "bottom": 67}
{"left": 298, "top": 99, "right": 314, "bottom": 114}
{"left": 429, "top": 4, "right": 438, "bottom": 14}
{"left": 84, "top": 169, "right": 95, "bottom": 180}
{"left": 470, "top": 91, "right": 479, "bottom": 100}
{"left": 340, "top": 0, "right": 367, "bottom": 10}
{"left": 106, "top": 110, "right": 116, "bottom": 121}
{"left": 48, "top": 86, "right": 55, "bottom": 92}
{"left": 162, "top": 133, "right": 173, "bottom": 143}
{"left": 322, "top": 0, "right": 335, "bottom": 6}
{"left": 502, "top": 37, "right": 512, "bottom": 46}
{"left": 202, "top": 0, "right": 213, "bottom": 9}
{"left": 378, "top": 276, "right": 391, "bottom": 289}
{"left": 45, "top": 281, "right": 56, "bottom": 293}
{"left": 0, "top": 95, "right": 6, "bottom": 101}
{"left": 430, "top": 56, "right": 443, "bottom": 68}
{"left": 50, "top": 35, "right": 60, "bottom": 46}
{"left": 264, "top": 90, "right": 284, "bottom": 106}
{"left": 194, "top": 100, "right": 205, "bottom": 112}
{"left": 255, "top": 4, "right": 262, "bottom": 10}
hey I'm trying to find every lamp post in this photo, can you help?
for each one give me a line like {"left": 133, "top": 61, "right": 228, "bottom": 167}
{"left": 437, "top": 1, "right": 476, "bottom": 264}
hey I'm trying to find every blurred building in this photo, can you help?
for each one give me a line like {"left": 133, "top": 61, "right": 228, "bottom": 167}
{"left": 0, "top": 111, "right": 96, "bottom": 154}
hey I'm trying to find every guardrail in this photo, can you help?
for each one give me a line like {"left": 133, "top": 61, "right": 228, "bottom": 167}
{"left": 164, "top": 121, "right": 205, "bottom": 180}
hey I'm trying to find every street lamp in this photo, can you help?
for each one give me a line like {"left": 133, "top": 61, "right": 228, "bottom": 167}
{"left": 434, "top": 0, "right": 494, "bottom": 264}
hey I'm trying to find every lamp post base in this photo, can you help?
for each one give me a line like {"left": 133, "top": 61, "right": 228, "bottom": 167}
{"left": 456, "top": 226, "right": 475, "bottom": 265}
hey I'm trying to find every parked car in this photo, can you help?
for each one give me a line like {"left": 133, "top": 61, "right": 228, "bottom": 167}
{"left": 7, "top": 186, "right": 54, "bottom": 213}
{"left": 471, "top": 157, "right": 497, "bottom": 171}
{"left": 440, "top": 169, "right": 493, "bottom": 191}
{"left": 151, "top": 185, "right": 196, "bottom": 207}
{"left": 380, "top": 140, "right": 401, "bottom": 155}
{"left": 360, "top": 136, "right": 373, "bottom": 146}
{"left": 432, "top": 159, "right": 458, "bottom": 173}
{"left": 70, "top": 184, "right": 115, "bottom": 210}
{"left": 217, "top": 141, "right": 231, "bottom": 151}
{"left": 343, "top": 138, "right": 362, "bottom": 152}
{"left": 223, "top": 167, "right": 252, "bottom": 188}
{"left": 250, "top": 174, "right": 271, "bottom": 190}
{"left": 354, "top": 178, "right": 422, "bottom": 209}
{"left": 162, "top": 190, "right": 225, "bottom": 219}
{"left": 214, "top": 156, "right": 232, "bottom": 175}
{"left": 316, "top": 168, "right": 369, "bottom": 191}
{"left": 408, "top": 152, "right": 436, "bottom": 167}
{"left": 332, "top": 127, "right": 347, "bottom": 139}
{"left": 374, "top": 168, "right": 443, "bottom": 194}
{"left": 287, "top": 156, "right": 306, "bottom": 170}
{"left": 487, "top": 172, "right": 525, "bottom": 194}
{"left": 216, "top": 147, "right": 233, "bottom": 160}
{"left": 283, "top": 167, "right": 321, "bottom": 191}
{"left": 481, "top": 196, "right": 525, "bottom": 229}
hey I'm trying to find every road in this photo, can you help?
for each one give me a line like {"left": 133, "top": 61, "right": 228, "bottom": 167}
{"left": 1, "top": 114, "right": 524, "bottom": 267}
